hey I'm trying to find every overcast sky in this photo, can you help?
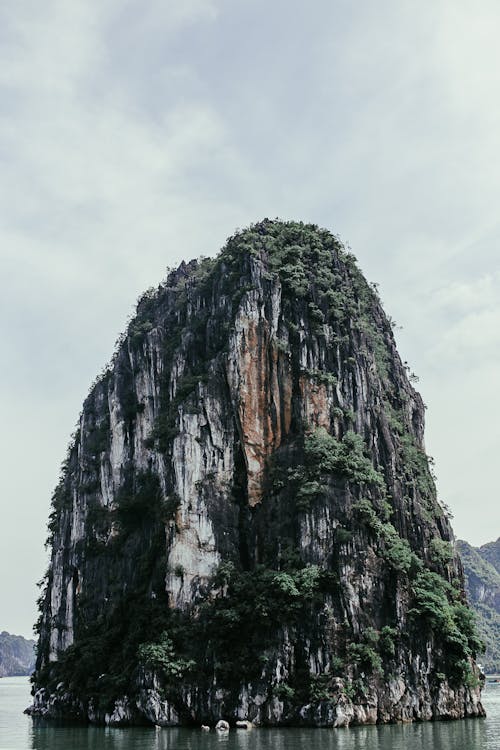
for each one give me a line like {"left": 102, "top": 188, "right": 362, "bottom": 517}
{"left": 2, "top": 0, "right": 500, "bottom": 638}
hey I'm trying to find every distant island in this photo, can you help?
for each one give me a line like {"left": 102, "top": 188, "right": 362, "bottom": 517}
{"left": 458, "top": 538, "right": 500, "bottom": 674}
{"left": 0, "top": 631, "right": 35, "bottom": 677}
{"left": 29, "top": 221, "right": 484, "bottom": 727}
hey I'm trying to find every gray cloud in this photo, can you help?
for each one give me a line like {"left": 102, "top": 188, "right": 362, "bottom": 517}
{"left": 1, "top": 0, "right": 499, "bottom": 637}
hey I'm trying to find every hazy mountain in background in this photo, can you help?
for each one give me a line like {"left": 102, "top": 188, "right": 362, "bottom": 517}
{"left": 30, "top": 221, "right": 484, "bottom": 726}
{"left": 0, "top": 631, "right": 35, "bottom": 677}
{"left": 458, "top": 538, "right": 500, "bottom": 673}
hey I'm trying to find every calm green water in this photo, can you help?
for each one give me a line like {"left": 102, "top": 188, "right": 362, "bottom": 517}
{"left": 1, "top": 677, "right": 499, "bottom": 750}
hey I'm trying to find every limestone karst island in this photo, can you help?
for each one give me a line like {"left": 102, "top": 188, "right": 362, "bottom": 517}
{"left": 29, "top": 220, "right": 485, "bottom": 727}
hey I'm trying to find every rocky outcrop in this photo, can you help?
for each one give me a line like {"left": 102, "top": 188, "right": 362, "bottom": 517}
{"left": 476, "top": 538, "right": 500, "bottom": 576}
{"left": 30, "top": 220, "right": 484, "bottom": 726}
{"left": 0, "top": 631, "right": 35, "bottom": 677}
{"left": 458, "top": 539, "right": 500, "bottom": 673}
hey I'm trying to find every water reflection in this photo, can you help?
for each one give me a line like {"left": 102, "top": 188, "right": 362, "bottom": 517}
{"left": 26, "top": 716, "right": 490, "bottom": 750}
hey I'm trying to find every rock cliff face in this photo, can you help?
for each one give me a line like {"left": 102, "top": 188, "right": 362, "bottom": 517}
{"left": 458, "top": 539, "right": 500, "bottom": 673}
{"left": 30, "top": 220, "right": 484, "bottom": 726}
